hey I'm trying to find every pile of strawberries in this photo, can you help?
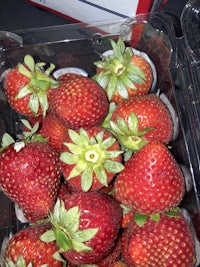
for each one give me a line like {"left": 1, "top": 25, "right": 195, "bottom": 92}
{"left": 0, "top": 38, "right": 197, "bottom": 266}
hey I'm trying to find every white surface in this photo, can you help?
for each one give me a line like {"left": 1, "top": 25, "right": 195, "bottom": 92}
{"left": 28, "top": 0, "right": 146, "bottom": 22}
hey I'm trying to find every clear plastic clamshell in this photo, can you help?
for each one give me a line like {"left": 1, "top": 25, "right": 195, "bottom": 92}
{"left": 0, "top": 5, "right": 200, "bottom": 265}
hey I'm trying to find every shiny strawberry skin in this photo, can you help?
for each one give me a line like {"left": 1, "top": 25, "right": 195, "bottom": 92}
{"left": 62, "top": 191, "right": 122, "bottom": 265}
{"left": 50, "top": 76, "right": 109, "bottom": 129}
{"left": 0, "top": 142, "right": 61, "bottom": 222}
{"left": 111, "top": 94, "right": 173, "bottom": 144}
{"left": 5, "top": 223, "right": 63, "bottom": 266}
{"left": 93, "top": 235, "right": 122, "bottom": 267}
{"left": 114, "top": 141, "right": 185, "bottom": 215}
{"left": 67, "top": 235, "right": 122, "bottom": 267}
{"left": 4, "top": 67, "right": 31, "bottom": 115}
{"left": 122, "top": 213, "right": 196, "bottom": 266}
{"left": 126, "top": 55, "right": 152, "bottom": 98}
{"left": 57, "top": 73, "right": 83, "bottom": 82}
{"left": 28, "top": 112, "right": 69, "bottom": 152}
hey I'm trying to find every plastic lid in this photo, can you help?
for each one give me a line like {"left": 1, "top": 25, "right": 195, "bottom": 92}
{"left": 181, "top": 0, "right": 200, "bottom": 62}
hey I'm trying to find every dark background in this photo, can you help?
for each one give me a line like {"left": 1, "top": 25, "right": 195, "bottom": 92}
{"left": 0, "top": 0, "right": 188, "bottom": 31}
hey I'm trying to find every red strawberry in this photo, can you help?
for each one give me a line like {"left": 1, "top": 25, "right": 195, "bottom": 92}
{"left": 4, "top": 223, "right": 64, "bottom": 266}
{"left": 114, "top": 141, "right": 185, "bottom": 215}
{"left": 0, "top": 123, "right": 61, "bottom": 222}
{"left": 93, "top": 235, "right": 122, "bottom": 267}
{"left": 111, "top": 261, "right": 128, "bottom": 267}
{"left": 120, "top": 209, "right": 134, "bottom": 229}
{"left": 4, "top": 54, "right": 59, "bottom": 117}
{"left": 93, "top": 38, "right": 153, "bottom": 104}
{"left": 59, "top": 126, "right": 124, "bottom": 192}
{"left": 26, "top": 112, "right": 69, "bottom": 152}
{"left": 57, "top": 182, "right": 72, "bottom": 201}
{"left": 110, "top": 94, "right": 173, "bottom": 152}
{"left": 57, "top": 72, "right": 83, "bottom": 82}
{"left": 41, "top": 192, "right": 122, "bottom": 265}
{"left": 122, "top": 211, "right": 196, "bottom": 266}
{"left": 67, "top": 235, "right": 122, "bottom": 267}
{"left": 50, "top": 76, "right": 109, "bottom": 129}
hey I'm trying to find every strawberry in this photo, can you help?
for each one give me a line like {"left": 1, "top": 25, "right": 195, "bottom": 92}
{"left": 122, "top": 211, "right": 196, "bottom": 266}
{"left": 26, "top": 112, "right": 69, "bottom": 152}
{"left": 0, "top": 121, "right": 61, "bottom": 222}
{"left": 57, "top": 72, "right": 83, "bottom": 82}
{"left": 4, "top": 223, "right": 64, "bottom": 266}
{"left": 114, "top": 141, "right": 185, "bottom": 215}
{"left": 50, "top": 76, "right": 109, "bottom": 129}
{"left": 41, "top": 192, "right": 122, "bottom": 265}
{"left": 67, "top": 235, "right": 122, "bottom": 267}
{"left": 3, "top": 54, "right": 59, "bottom": 117}
{"left": 109, "top": 94, "right": 173, "bottom": 152}
{"left": 59, "top": 126, "right": 124, "bottom": 192}
{"left": 93, "top": 38, "right": 153, "bottom": 104}
{"left": 57, "top": 182, "right": 72, "bottom": 201}
{"left": 120, "top": 207, "right": 134, "bottom": 229}
{"left": 111, "top": 261, "right": 128, "bottom": 267}
{"left": 93, "top": 234, "right": 122, "bottom": 267}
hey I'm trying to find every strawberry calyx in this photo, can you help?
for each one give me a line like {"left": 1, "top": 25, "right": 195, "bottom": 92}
{"left": 92, "top": 38, "right": 146, "bottom": 101}
{"left": 4, "top": 254, "right": 35, "bottom": 267}
{"left": 17, "top": 54, "right": 60, "bottom": 116}
{"left": 4, "top": 253, "right": 64, "bottom": 267}
{"left": 109, "top": 111, "right": 153, "bottom": 152}
{"left": 40, "top": 199, "right": 98, "bottom": 253}
{"left": 0, "top": 119, "right": 48, "bottom": 153}
{"left": 101, "top": 102, "right": 117, "bottom": 130}
{"left": 134, "top": 207, "right": 182, "bottom": 227}
{"left": 20, "top": 119, "right": 48, "bottom": 143}
{"left": 120, "top": 203, "right": 181, "bottom": 228}
{"left": 60, "top": 128, "right": 124, "bottom": 192}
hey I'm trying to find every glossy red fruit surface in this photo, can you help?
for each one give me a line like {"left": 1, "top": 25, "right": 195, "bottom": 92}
{"left": 50, "top": 76, "right": 109, "bottom": 129}
{"left": 62, "top": 191, "right": 122, "bottom": 265}
{"left": 5, "top": 223, "right": 62, "bottom": 267}
{"left": 0, "top": 142, "right": 60, "bottom": 222}
{"left": 122, "top": 213, "right": 196, "bottom": 266}
{"left": 114, "top": 141, "right": 185, "bottom": 214}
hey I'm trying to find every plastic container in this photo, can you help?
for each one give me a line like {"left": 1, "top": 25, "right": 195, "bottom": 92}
{"left": 0, "top": 2, "right": 200, "bottom": 265}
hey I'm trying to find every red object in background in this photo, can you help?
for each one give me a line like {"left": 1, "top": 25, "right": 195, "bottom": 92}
{"left": 136, "top": 0, "right": 154, "bottom": 14}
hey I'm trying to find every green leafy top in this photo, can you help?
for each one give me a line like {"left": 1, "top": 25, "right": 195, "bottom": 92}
{"left": 120, "top": 203, "right": 181, "bottom": 227}
{"left": 5, "top": 254, "right": 48, "bottom": 267}
{"left": 17, "top": 54, "right": 60, "bottom": 116}
{"left": 0, "top": 119, "right": 48, "bottom": 153}
{"left": 92, "top": 38, "right": 145, "bottom": 101}
{"left": 60, "top": 128, "right": 124, "bottom": 192}
{"left": 40, "top": 199, "right": 98, "bottom": 253}
{"left": 109, "top": 111, "right": 153, "bottom": 153}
